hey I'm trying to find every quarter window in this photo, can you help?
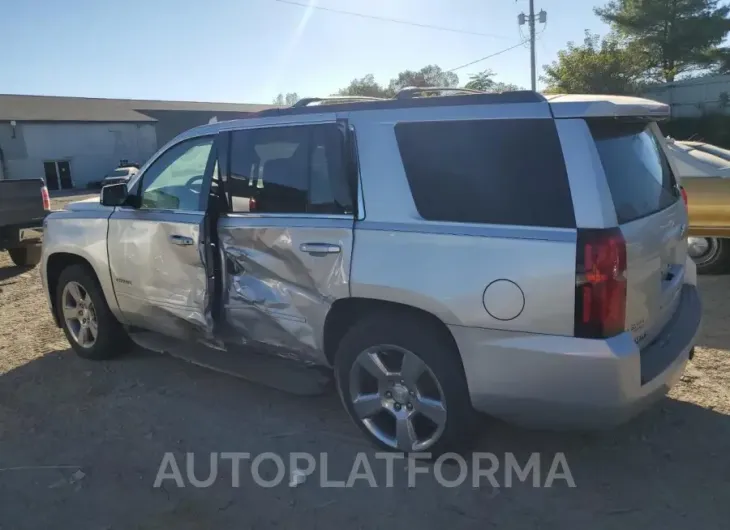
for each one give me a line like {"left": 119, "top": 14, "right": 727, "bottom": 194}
{"left": 394, "top": 119, "right": 575, "bottom": 228}
{"left": 228, "top": 124, "right": 353, "bottom": 215}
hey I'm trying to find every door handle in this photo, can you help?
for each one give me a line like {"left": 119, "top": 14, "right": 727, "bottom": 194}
{"left": 299, "top": 243, "right": 341, "bottom": 255}
{"left": 169, "top": 234, "right": 194, "bottom": 246}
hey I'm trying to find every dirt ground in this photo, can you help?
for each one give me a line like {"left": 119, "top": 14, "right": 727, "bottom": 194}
{"left": 0, "top": 195, "right": 728, "bottom": 529}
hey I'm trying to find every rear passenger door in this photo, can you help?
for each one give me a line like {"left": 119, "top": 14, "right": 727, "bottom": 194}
{"left": 217, "top": 120, "right": 355, "bottom": 365}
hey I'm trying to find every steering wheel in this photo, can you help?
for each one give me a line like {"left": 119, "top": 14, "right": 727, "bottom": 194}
{"left": 185, "top": 175, "right": 204, "bottom": 192}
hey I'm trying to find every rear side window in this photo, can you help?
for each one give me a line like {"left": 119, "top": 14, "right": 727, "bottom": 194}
{"left": 590, "top": 121, "right": 679, "bottom": 224}
{"left": 394, "top": 119, "right": 575, "bottom": 228}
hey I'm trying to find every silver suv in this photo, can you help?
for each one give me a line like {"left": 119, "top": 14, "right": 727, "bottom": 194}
{"left": 41, "top": 90, "right": 702, "bottom": 453}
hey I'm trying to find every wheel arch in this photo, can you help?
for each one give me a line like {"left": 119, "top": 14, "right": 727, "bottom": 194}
{"left": 322, "top": 297, "right": 463, "bottom": 368}
{"left": 46, "top": 252, "right": 106, "bottom": 327}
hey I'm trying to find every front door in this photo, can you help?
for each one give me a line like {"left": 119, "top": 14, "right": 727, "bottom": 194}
{"left": 107, "top": 134, "right": 219, "bottom": 339}
{"left": 57, "top": 161, "right": 73, "bottom": 189}
{"left": 43, "top": 162, "right": 59, "bottom": 190}
{"left": 217, "top": 121, "right": 355, "bottom": 365}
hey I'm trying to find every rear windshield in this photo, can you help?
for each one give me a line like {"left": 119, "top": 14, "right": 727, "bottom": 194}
{"left": 590, "top": 121, "right": 679, "bottom": 224}
{"left": 394, "top": 119, "right": 576, "bottom": 228}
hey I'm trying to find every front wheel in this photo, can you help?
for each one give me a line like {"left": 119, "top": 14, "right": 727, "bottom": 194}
{"left": 334, "top": 312, "right": 475, "bottom": 454}
{"left": 688, "top": 237, "right": 730, "bottom": 275}
{"left": 56, "top": 264, "right": 132, "bottom": 360}
{"left": 8, "top": 245, "right": 42, "bottom": 267}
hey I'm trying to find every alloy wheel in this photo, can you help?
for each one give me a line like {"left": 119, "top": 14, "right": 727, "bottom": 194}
{"left": 348, "top": 345, "right": 447, "bottom": 452}
{"left": 61, "top": 281, "right": 98, "bottom": 348}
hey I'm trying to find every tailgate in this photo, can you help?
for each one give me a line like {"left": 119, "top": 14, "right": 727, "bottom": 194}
{"left": 621, "top": 202, "right": 686, "bottom": 348}
{"left": 589, "top": 120, "right": 686, "bottom": 348}
{"left": 0, "top": 179, "right": 47, "bottom": 227}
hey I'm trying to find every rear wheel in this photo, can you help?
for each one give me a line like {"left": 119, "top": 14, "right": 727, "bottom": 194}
{"left": 8, "top": 245, "right": 42, "bottom": 267}
{"left": 56, "top": 264, "right": 132, "bottom": 359}
{"left": 334, "top": 312, "right": 475, "bottom": 454}
{"left": 688, "top": 237, "right": 730, "bottom": 275}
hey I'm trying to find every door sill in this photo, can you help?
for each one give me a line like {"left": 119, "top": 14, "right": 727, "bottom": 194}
{"left": 128, "top": 330, "right": 332, "bottom": 396}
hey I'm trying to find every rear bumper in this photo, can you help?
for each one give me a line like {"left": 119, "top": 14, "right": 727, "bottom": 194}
{"left": 450, "top": 284, "right": 701, "bottom": 428}
{"left": 0, "top": 219, "right": 46, "bottom": 249}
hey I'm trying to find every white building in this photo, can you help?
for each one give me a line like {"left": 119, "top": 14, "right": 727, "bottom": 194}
{"left": 0, "top": 95, "right": 272, "bottom": 189}
{"left": 641, "top": 75, "right": 730, "bottom": 118}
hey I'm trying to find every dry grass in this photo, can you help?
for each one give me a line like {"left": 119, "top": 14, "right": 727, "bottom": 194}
{"left": 0, "top": 195, "right": 728, "bottom": 528}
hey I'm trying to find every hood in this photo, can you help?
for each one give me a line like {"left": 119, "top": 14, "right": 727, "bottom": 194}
{"left": 64, "top": 196, "right": 109, "bottom": 212}
{"left": 665, "top": 139, "right": 730, "bottom": 179}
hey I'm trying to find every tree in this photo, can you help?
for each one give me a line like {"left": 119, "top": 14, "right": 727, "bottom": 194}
{"left": 337, "top": 74, "right": 392, "bottom": 98}
{"left": 337, "top": 66, "right": 459, "bottom": 98}
{"left": 386, "top": 64, "right": 459, "bottom": 93}
{"left": 595, "top": 0, "right": 730, "bottom": 82}
{"left": 542, "top": 31, "right": 647, "bottom": 94}
{"left": 273, "top": 92, "right": 299, "bottom": 106}
{"left": 464, "top": 70, "right": 523, "bottom": 92}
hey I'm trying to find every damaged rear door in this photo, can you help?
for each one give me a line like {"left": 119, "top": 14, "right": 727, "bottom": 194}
{"left": 217, "top": 118, "right": 355, "bottom": 365}
{"left": 108, "top": 134, "right": 220, "bottom": 339}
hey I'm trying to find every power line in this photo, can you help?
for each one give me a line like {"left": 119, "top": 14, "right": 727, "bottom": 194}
{"left": 447, "top": 41, "right": 528, "bottom": 72}
{"left": 273, "top": 0, "right": 509, "bottom": 39}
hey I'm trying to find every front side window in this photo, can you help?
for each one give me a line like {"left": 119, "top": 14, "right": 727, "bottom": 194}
{"left": 228, "top": 124, "right": 352, "bottom": 215}
{"left": 138, "top": 136, "right": 214, "bottom": 211}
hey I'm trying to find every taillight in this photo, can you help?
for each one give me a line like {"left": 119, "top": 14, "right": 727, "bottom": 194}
{"left": 41, "top": 185, "right": 51, "bottom": 211}
{"left": 574, "top": 228, "right": 627, "bottom": 338}
{"left": 680, "top": 186, "right": 688, "bottom": 209}
{"left": 249, "top": 197, "right": 257, "bottom": 212}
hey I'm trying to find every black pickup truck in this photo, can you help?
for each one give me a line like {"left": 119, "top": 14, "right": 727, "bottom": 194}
{"left": 0, "top": 178, "right": 50, "bottom": 267}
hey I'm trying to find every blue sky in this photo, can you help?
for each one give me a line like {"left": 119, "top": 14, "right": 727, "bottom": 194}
{"left": 1, "top": 0, "right": 609, "bottom": 103}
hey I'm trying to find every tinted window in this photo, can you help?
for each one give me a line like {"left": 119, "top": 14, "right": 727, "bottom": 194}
{"left": 394, "top": 119, "right": 575, "bottom": 228}
{"left": 590, "top": 122, "right": 679, "bottom": 224}
{"left": 228, "top": 124, "right": 353, "bottom": 215}
{"left": 139, "top": 136, "right": 214, "bottom": 211}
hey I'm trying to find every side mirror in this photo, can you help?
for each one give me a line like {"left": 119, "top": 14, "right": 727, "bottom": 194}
{"left": 100, "top": 183, "right": 129, "bottom": 207}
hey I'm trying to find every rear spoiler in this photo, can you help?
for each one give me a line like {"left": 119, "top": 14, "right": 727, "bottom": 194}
{"left": 546, "top": 94, "right": 669, "bottom": 120}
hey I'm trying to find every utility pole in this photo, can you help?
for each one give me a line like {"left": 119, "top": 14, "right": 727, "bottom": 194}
{"left": 518, "top": 1, "right": 546, "bottom": 92}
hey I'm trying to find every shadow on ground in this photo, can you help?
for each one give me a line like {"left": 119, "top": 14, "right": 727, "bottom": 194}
{"left": 0, "top": 344, "right": 728, "bottom": 529}
{"left": 0, "top": 263, "right": 33, "bottom": 283}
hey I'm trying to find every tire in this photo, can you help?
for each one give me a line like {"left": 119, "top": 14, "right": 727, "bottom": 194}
{"left": 56, "top": 264, "right": 132, "bottom": 360}
{"left": 689, "top": 237, "right": 730, "bottom": 275}
{"left": 8, "top": 245, "right": 42, "bottom": 267}
{"left": 334, "top": 311, "right": 475, "bottom": 455}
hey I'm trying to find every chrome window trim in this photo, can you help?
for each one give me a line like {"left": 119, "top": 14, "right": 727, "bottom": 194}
{"left": 223, "top": 213, "right": 352, "bottom": 220}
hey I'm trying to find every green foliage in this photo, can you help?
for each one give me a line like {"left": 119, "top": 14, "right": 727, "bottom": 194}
{"left": 542, "top": 31, "right": 647, "bottom": 94}
{"left": 336, "top": 74, "right": 393, "bottom": 98}
{"left": 386, "top": 65, "right": 459, "bottom": 94}
{"left": 464, "top": 70, "right": 523, "bottom": 92}
{"left": 273, "top": 93, "right": 300, "bottom": 106}
{"left": 595, "top": 0, "right": 730, "bottom": 82}
{"left": 337, "top": 65, "right": 459, "bottom": 98}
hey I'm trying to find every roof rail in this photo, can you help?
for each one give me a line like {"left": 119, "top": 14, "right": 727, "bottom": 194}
{"left": 292, "top": 95, "right": 388, "bottom": 107}
{"left": 252, "top": 90, "right": 546, "bottom": 119}
{"left": 395, "top": 86, "right": 488, "bottom": 99}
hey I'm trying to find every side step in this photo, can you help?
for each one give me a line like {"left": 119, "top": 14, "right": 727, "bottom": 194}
{"left": 128, "top": 331, "right": 333, "bottom": 396}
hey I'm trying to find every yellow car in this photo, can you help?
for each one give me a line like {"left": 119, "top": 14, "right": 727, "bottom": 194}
{"left": 666, "top": 139, "right": 730, "bottom": 274}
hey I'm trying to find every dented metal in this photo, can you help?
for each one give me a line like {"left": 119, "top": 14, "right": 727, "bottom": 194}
{"left": 107, "top": 208, "right": 214, "bottom": 339}
{"left": 218, "top": 215, "right": 353, "bottom": 366}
